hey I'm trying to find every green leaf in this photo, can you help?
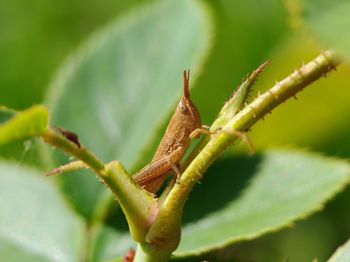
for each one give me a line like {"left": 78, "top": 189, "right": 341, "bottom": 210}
{"left": 287, "top": 0, "right": 350, "bottom": 60}
{"left": 173, "top": 149, "right": 350, "bottom": 257}
{"left": 0, "top": 105, "right": 48, "bottom": 146}
{"left": 327, "top": 238, "right": 350, "bottom": 262}
{"left": 45, "top": 0, "right": 213, "bottom": 220}
{"left": 210, "top": 61, "right": 270, "bottom": 131}
{"left": 0, "top": 162, "right": 84, "bottom": 261}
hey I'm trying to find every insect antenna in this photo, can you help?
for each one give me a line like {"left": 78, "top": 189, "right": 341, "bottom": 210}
{"left": 183, "top": 69, "right": 190, "bottom": 98}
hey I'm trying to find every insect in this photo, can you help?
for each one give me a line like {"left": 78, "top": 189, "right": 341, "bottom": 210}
{"left": 133, "top": 70, "right": 205, "bottom": 193}
{"left": 57, "top": 127, "right": 81, "bottom": 148}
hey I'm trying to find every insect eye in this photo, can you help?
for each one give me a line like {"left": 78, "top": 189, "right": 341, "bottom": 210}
{"left": 179, "top": 101, "right": 188, "bottom": 113}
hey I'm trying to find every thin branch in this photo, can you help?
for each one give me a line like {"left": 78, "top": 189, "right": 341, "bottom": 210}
{"left": 42, "top": 127, "right": 105, "bottom": 174}
{"left": 42, "top": 128, "right": 159, "bottom": 243}
{"left": 46, "top": 160, "right": 87, "bottom": 176}
{"left": 146, "top": 50, "right": 340, "bottom": 247}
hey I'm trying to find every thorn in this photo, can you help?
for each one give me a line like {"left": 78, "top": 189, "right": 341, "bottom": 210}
{"left": 249, "top": 104, "right": 257, "bottom": 118}
{"left": 97, "top": 176, "right": 107, "bottom": 186}
{"left": 47, "top": 160, "right": 87, "bottom": 176}
{"left": 297, "top": 68, "right": 304, "bottom": 79}
{"left": 313, "top": 59, "right": 321, "bottom": 70}
{"left": 268, "top": 90, "right": 278, "bottom": 100}
{"left": 291, "top": 70, "right": 302, "bottom": 85}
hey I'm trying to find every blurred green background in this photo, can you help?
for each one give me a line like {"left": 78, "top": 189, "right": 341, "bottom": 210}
{"left": 1, "top": 0, "right": 349, "bottom": 261}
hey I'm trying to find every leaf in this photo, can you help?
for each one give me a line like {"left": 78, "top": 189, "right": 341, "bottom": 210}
{"left": 0, "top": 162, "right": 84, "bottom": 261}
{"left": 287, "top": 0, "right": 350, "bottom": 60}
{"left": 0, "top": 105, "right": 48, "bottom": 146}
{"left": 173, "top": 149, "right": 350, "bottom": 257}
{"left": 327, "top": 238, "right": 350, "bottom": 262}
{"left": 210, "top": 61, "right": 270, "bottom": 131}
{"left": 44, "top": 0, "right": 213, "bottom": 220}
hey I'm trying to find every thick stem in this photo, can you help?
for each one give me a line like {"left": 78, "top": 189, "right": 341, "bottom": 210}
{"left": 146, "top": 50, "right": 340, "bottom": 246}
{"left": 103, "top": 161, "right": 158, "bottom": 242}
{"left": 42, "top": 129, "right": 158, "bottom": 243}
{"left": 42, "top": 51, "right": 340, "bottom": 260}
{"left": 226, "top": 51, "right": 339, "bottom": 132}
{"left": 179, "top": 50, "right": 339, "bottom": 207}
{"left": 134, "top": 244, "right": 169, "bottom": 262}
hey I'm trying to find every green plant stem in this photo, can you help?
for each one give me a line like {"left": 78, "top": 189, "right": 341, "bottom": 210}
{"left": 134, "top": 244, "right": 168, "bottom": 262}
{"left": 182, "top": 60, "right": 270, "bottom": 170}
{"left": 146, "top": 50, "right": 340, "bottom": 249}
{"left": 103, "top": 161, "right": 158, "bottom": 242}
{"left": 42, "top": 128, "right": 105, "bottom": 174}
{"left": 43, "top": 128, "right": 158, "bottom": 243}
{"left": 42, "top": 50, "right": 340, "bottom": 261}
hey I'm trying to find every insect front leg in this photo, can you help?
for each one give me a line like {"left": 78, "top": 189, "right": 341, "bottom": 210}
{"left": 189, "top": 125, "right": 211, "bottom": 138}
{"left": 190, "top": 125, "right": 255, "bottom": 154}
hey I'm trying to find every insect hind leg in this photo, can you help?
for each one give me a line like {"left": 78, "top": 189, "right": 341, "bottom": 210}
{"left": 168, "top": 159, "right": 181, "bottom": 180}
{"left": 223, "top": 128, "right": 255, "bottom": 155}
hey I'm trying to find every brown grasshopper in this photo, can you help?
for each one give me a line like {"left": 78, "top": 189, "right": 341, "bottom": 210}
{"left": 133, "top": 70, "right": 205, "bottom": 193}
